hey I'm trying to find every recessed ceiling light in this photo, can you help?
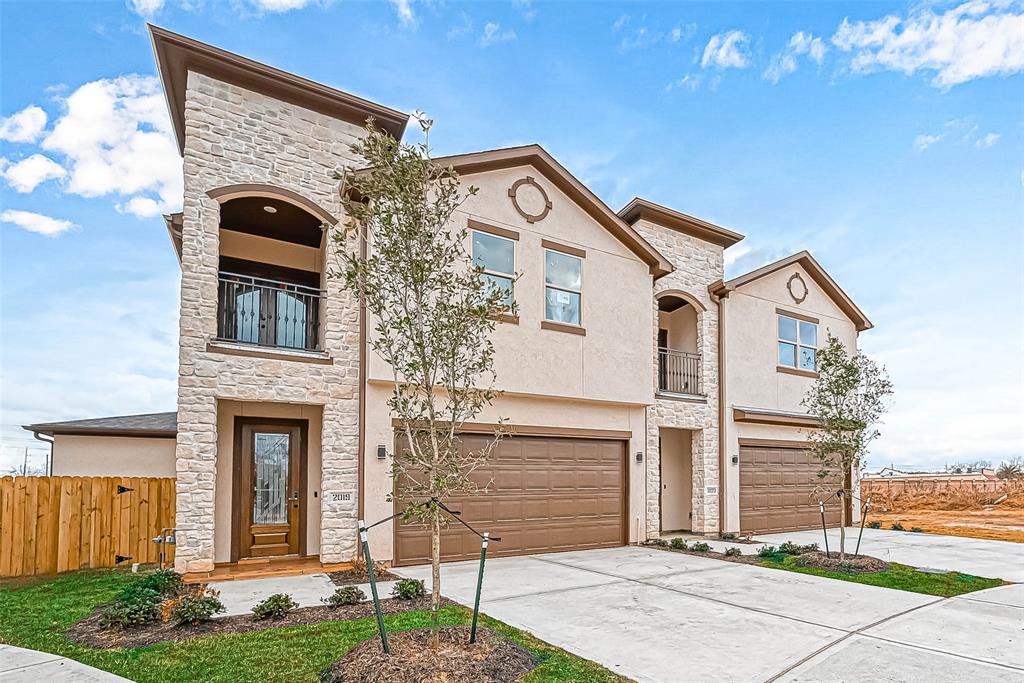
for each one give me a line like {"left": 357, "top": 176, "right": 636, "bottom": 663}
{"left": 263, "top": 205, "right": 278, "bottom": 214}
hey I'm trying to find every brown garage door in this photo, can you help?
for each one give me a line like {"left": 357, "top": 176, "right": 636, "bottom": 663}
{"left": 394, "top": 433, "right": 626, "bottom": 566}
{"left": 739, "top": 442, "right": 845, "bottom": 534}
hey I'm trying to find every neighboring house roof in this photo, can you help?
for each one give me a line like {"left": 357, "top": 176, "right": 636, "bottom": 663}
{"left": 23, "top": 412, "right": 178, "bottom": 439}
{"left": 712, "top": 250, "right": 873, "bottom": 332}
{"left": 617, "top": 197, "right": 745, "bottom": 248}
{"left": 433, "top": 145, "right": 674, "bottom": 278}
{"left": 148, "top": 24, "right": 408, "bottom": 154}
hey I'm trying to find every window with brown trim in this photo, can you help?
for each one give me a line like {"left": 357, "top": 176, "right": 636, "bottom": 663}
{"left": 777, "top": 314, "right": 817, "bottom": 371}
{"left": 544, "top": 247, "right": 582, "bottom": 326}
{"left": 472, "top": 229, "right": 515, "bottom": 308}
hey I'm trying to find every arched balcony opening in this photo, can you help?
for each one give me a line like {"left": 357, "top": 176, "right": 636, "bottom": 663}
{"left": 211, "top": 190, "right": 332, "bottom": 353}
{"left": 657, "top": 291, "right": 704, "bottom": 396}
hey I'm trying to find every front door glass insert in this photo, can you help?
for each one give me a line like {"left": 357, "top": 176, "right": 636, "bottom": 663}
{"left": 253, "top": 432, "right": 290, "bottom": 524}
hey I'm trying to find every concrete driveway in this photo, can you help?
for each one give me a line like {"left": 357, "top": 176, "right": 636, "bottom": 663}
{"left": 755, "top": 527, "right": 1024, "bottom": 582}
{"left": 396, "top": 546, "right": 1022, "bottom": 682}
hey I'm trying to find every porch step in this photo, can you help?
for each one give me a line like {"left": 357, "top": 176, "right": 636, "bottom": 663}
{"left": 183, "top": 556, "right": 353, "bottom": 583}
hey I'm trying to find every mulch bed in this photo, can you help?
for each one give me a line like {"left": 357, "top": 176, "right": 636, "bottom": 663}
{"left": 68, "top": 597, "right": 449, "bottom": 649}
{"left": 328, "top": 567, "right": 399, "bottom": 585}
{"left": 319, "top": 626, "right": 537, "bottom": 683}
{"left": 795, "top": 551, "right": 890, "bottom": 574}
{"left": 646, "top": 542, "right": 763, "bottom": 565}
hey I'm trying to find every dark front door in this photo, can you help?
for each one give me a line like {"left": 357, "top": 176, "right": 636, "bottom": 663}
{"left": 234, "top": 420, "right": 305, "bottom": 560}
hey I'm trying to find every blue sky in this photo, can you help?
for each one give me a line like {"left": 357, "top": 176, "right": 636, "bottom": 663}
{"left": 1, "top": 0, "right": 1021, "bottom": 473}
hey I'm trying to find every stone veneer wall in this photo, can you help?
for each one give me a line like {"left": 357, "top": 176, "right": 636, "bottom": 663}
{"left": 174, "top": 71, "right": 365, "bottom": 572}
{"left": 633, "top": 219, "right": 723, "bottom": 537}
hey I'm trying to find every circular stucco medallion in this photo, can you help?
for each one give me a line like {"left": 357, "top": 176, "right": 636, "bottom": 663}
{"left": 507, "top": 176, "right": 552, "bottom": 223}
{"left": 787, "top": 272, "right": 809, "bottom": 304}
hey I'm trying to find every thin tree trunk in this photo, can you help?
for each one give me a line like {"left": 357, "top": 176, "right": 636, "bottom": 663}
{"left": 430, "top": 506, "right": 441, "bottom": 648}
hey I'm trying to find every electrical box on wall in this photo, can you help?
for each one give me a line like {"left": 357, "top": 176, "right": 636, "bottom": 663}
{"left": 731, "top": 455, "right": 739, "bottom": 465}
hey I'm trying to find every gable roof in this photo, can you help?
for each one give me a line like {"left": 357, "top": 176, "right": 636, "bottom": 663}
{"left": 433, "top": 145, "right": 674, "bottom": 278}
{"left": 617, "top": 197, "right": 745, "bottom": 248}
{"left": 24, "top": 412, "right": 178, "bottom": 439}
{"left": 148, "top": 25, "right": 408, "bottom": 154}
{"left": 712, "top": 250, "right": 873, "bottom": 331}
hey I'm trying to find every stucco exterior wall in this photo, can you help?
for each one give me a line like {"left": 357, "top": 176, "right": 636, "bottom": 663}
{"left": 365, "top": 167, "right": 654, "bottom": 407}
{"left": 174, "top": 70, "right": 365, "bottom": 572}
{"left": 632, "top": 218, "right": 723, "bottom": 536}
{"left": 51, "top": 435, "right": 176, "bottom": 477}
{"left": 361, "top": 382, "right": 648, "bottom": 561}
{"left": 721, "top": 262, "right": 861, "bottom": 532}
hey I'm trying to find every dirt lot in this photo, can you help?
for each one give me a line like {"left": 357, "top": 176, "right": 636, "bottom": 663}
{"left": 868, "top": 509, "right": 1024, "bottom": 543}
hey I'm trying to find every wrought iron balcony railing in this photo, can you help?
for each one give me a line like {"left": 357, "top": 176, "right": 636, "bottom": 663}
{"left": 658, "top": 347, "right": 702, "bottom": 396}
{"left": 217, "top": 272, "right": 323, "bottom": 352}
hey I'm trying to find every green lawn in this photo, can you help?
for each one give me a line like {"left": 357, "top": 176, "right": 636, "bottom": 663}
{"left": 0, "top": 569, "right": 621, "bottom": 683}
{"left": 758, "top": 553, "right": 1005, "bottom": 597}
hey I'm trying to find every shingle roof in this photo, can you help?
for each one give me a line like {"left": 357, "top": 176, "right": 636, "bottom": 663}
{"left": 23, "top": 412, "right": 177, "bottom": 438}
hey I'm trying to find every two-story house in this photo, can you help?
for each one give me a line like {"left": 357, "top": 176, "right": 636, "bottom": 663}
{"left": 23, "top": 27, "right": 872, "bottom": 575}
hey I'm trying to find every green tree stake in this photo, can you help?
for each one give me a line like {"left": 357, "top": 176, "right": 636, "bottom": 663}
{"left": 469, "top": 532, "right": 489, "bottom": 644}
{"left": 854, "top": 498, "right": 870, "bottom": 558}
{"left": 359, "top": 520, "right": 389, "bottom": 654}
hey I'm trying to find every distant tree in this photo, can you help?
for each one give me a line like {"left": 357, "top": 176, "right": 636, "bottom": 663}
{"left": 333, "top": 114, "right": 512, "bottom": 648}
{"left": 996, "top": 457, "right": 1023, "bottom": 480}
{"left": 803, "top": 334, "right": 893, "bottom": 559}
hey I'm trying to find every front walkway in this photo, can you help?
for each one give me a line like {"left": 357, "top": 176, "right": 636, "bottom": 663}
{"left": 0, "top": 644, "right": 131, "bottom": 682}
{"left": 395, "top": 545, "right": 1022, "bottom": 683}
{"left": 209, "top": 573, "right": 398, "bottom": 616}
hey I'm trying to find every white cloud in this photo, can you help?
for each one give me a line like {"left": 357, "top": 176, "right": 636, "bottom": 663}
{"left": 701, "top": 30, "right": 750, "bottom": 69}
{"left": 0, "top": 105, "right": 47, "bottom": 143}
{"left": 0, "top": 209, "right": 76, "bottom": 236}
{"left": 913, "top": 133, "right": 945, "bottom": 151}
{"left": 479, "top": 22, "right": 516, "bottom": 47}
{"left": 447, "top": 12, "right": 474, "bottom": 41}
{"left": 764, "top": 31, "right": 828, "bottom": 84}
{"left": 832, "top": 1, "right": 1024, "bottom": 88}
{"left": 128, "top": 0, "right": 164, "bottom": 17}
{"left": 665, "top": 74, "right": 702, "bottom": 93}
{"left": 389, "top": 0, "right": 415, "bottom": 27}
{"left": 612, "top": 14, "right": 630, "bottom": 32}
{"left": 512, "top": 0, "right": 536, "bottom": 22}
{"left": 1, "top": 154, "right": 67, "bottom": 193}
{"left": 975, "top": 132, "right": 1001, "bottom": 147}
{"left": 40, "top": 75, "right": 182, "bottom": 218}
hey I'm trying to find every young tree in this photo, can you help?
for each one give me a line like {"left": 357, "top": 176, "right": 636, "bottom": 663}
{"left": 996, "top": 457, "right": 1023, "bottom": 480}
{"left": 802, "top": 334, "right": 893, "bottom": 559}
{"left": 333, "top": 115, "right": 513, "bottom": 647}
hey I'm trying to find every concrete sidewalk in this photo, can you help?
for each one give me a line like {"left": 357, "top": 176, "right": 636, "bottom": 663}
{"left": 396, "top": 546, "right": 1023, "bottom": 682}
{"left": 0, "top": 644, "right": 131, "bottom": 682}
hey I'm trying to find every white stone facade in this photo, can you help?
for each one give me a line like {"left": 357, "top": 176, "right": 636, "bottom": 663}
{"left": 174, "top": 71, "right": 365, "bottom": 572}
{"left": 633, "top": 219, "right": 724, "bottom": 537}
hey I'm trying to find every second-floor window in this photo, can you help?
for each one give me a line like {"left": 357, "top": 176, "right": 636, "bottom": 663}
{"left": 778, "top": 314, "right": 817, "bottom": 371}
{"left": 472, "top": 230, "right": 515, "bottom": 308}
{"left": 544, "top": 248, "right": 582, "bottom": 325}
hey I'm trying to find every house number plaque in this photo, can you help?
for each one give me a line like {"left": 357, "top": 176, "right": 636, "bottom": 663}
{"left": 330, "top": 492, "right": 352, "bottom": 502}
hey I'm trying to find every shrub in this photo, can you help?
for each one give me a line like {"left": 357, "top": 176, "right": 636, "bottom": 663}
{"left": 719, "top": 532, "right": 737, "bottom": 541}
{"left": 890, "top": 523, "right": 905, "bottom": 531}
{"left": 139, "top": 569, "right": 183, "bottom": 597}
{"left": 724, "top": 547, "right": 742, "bottom": 557}
{"left": 171, "top": 589, "right": 225, "bottom": 626}
{"left": 779, "top": 541, "right": 818, "bottom": 555}
{"left": 910, "top": 527, "right": 924, "bottom": 533}
{"left": 252, "top": 593, "right": 299, "bottom": 620}
{"left": 391, "top": 578, "right": 425, "bottom": 600}
{"left": 351, "top": 555, "right": 390, "bottom": 579}
{"left": 690, "top": 542, "right": 711, "bottom": 552}
{"left": 323, "top": 586, "right": 366, "bottom": 607}
{"left": 99, "top": 587, "right": 162, "bottom": 628}
{"left": 669, "top": 537, "right": 688, "bottom": 550}
{"left": 651, "top": 538, "right": 669, "bottom": 547}
{"left": 757, "top": 545, "right": 778, "bottom": 558}
{"left": 867, "top": 521, "right": 881, "bottom": 529}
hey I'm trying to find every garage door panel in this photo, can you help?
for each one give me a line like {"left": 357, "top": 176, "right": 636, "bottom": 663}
{"left": 740, "top": 443, "right": 847, "bottom": 535}
{"left": 395, "top": 434, "right": 626, "bottom": 566}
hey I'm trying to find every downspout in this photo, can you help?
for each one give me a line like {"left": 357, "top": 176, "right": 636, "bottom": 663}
{"left": 709, "top": 281, "right": 729, "bottom": 534}
{"left": 357, "top": 220, "right": 368, "bottom": 522}
{"left": 31, "top": 431, "right": 54, "bottom": 476}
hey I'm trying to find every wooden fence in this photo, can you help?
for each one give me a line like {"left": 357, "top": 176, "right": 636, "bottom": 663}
{"left": 0, "top": 476, "right": 175, "bottom": 578}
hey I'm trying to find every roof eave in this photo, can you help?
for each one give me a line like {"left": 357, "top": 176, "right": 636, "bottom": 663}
{"left": 148, "top": 24, "right": 408, "bottom": 155}
{"left": 618, "top": 197, "right": 745, "bottom": 249}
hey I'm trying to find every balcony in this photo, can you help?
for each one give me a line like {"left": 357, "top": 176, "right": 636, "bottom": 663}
{"left": 217, "top": 272, "right": 323, "bottom": 352}
{"left": 658, "top": 347, "right": 702, "bottom": 396}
